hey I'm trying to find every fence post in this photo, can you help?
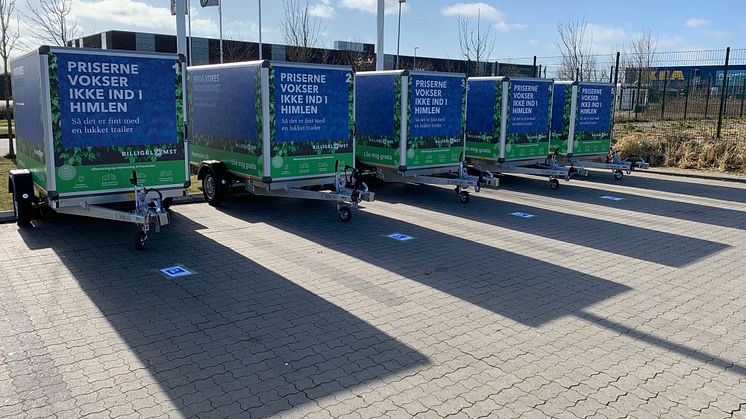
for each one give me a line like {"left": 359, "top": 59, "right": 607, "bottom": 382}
{"left": 609, "top": 66, "right": 613, "bottom": 83}
{"left": 613, "top": 52, "right": 621, "bottom": 115}
{"left": 740, "top": 80, "right": 745, "bottom": 118}
{"left": 661, "top": 71, "right": 669, "bottom": 119}
{"left": 538, "top": 64, "right": 542, "bottom": 78}
{"left": 705, "top": 76, "right": 712, "bottom": 119}
{"left": 716, "top": 47, "right": 730, "bottom": 139}
{"left": 613, "top": 52, "right": 620, "bottom": 85}
{"left": 683, "top": 72, "right": 692, "bottom": 120}
{"left": 576, "top": 67, "right": 579, "bottom": 81}
{"left": 634, "top": 67, "right": 643, "bottom": 120}
{"left": 533, "top": 56, "right": 537, "bottom": 77}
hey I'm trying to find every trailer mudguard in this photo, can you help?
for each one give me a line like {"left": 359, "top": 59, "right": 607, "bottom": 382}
{"left": 8, "top": 169, "right": 36, "bottom": 204}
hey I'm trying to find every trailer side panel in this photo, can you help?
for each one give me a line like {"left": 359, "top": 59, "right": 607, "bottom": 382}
{"left": 12, "top": 51, "right": 48, "bottom": 190}
{"left": 49, "top": 50, "right": 185, "bottom": 195}
{"left": 355, "top": 72, "right": 400, "bottom": 168}
{"left": 406, "top": 73, "right": 465, "bottom": 168}
{"left": 573, "top": 83, "right": 615, "bottom": 156}
{"left": 269, "top": 64, "right": 353, "bottom": 180}
{"left": 189, "top": 64, "right": 262, "bottom": 178}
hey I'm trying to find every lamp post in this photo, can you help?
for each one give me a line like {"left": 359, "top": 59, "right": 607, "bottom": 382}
{"left": 395, "top": 0, "right": 406, "bottom": 70}
{"left": 376, "top": 0, "right": 384, "bottom": 70}
{"left": 258, "top": 0, "right": 263, "bottom": 60}
{"left": 413, "top": 46, "right": 419, "bottom": 70}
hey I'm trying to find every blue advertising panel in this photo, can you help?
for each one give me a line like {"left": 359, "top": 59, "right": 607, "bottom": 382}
{"left": 551, "top": 83, "right": 569, "bottom": 132}
{"left": 12, "top": 53, "right": 45, "bottom": 146}
{"left": 356, "top": 73, "right": 395, "bottom": 137}
{"left": 466, "top": 79, "right": 496, "bottom": 134}
{"left": 56, "top": 52, "right": 178, "bottom": 148}
{"left": 409, "top": 74, "right": 463, "bottom": 138}
{"left": 190, "top": 66, "right": 257, "bottom": 141}
{"left": 274, "top": 66, "right": 351, "bottom": 142}
{"left": 575, "top": 84, "right": 613, "bottom": 132}
{"left": 508, "top": 79, "right": 551, "bottom": 135}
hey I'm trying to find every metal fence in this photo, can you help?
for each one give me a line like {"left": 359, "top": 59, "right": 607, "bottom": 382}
{"left": 497, "top": 48, "right": 746, "bottom": 142}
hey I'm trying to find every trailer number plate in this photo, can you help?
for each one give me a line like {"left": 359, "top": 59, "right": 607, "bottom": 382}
{"left": 160, "top": 266, "right": 193, "bottom": 278}
{"left": 387, "top": 233, "right": 414, "bottom": 241}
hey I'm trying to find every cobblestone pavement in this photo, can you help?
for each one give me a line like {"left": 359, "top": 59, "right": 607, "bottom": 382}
{"left": 1, "top": 171, "right": 745, "bottom": 418}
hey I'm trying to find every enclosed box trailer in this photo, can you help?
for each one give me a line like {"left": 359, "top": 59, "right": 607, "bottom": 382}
{"left": 466, "top": 76, "right": 579, "bottom": 189}
{"left": 8, "top": 46, "right": 187, "bottom": 249}
{"left": 189, "top": 61, "right": 372, "bottom": 221}
{"left": 355, "top": 70, "right": 492, "bottom": 203}
{"left": 550, "top": 81, "right": 647, "bottom": 179}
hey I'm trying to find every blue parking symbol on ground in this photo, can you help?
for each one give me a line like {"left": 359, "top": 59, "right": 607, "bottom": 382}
{"left": 600, "top": 195, "right": 624, "bottom": 201}
{"left": 511, "top": 212, "right": 535, "bottom": 218}
{"left": 387, "top": 233, "right": 414, "bottom": 241}
{"left": 160, "top": 266, "right": 193, "bottom": 278}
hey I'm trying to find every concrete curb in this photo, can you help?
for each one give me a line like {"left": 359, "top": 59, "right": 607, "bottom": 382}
{"left": 0, "top": 210, "right": 13, "bottom": 223}
{"left": 643, "top": 168, "right": 746, "bottom": 184}
{"left": 173, "top": 194, "right": 205, "bottom": 205}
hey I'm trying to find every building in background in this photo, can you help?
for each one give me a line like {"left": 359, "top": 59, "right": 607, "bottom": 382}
{"left": 67, "top": 30, "right": 539, "bottom": 77}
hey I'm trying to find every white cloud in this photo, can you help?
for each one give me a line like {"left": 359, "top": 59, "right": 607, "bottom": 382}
{"left": 340, "top": 0, "right": 410, "bottom": 15}
{"left": 685, "top": 17, "right": 710, "bottom": 28}
{"left": 309, "top": 0, "right": 335, "bottom": 19}
{"left": 441, "top": 2, "right": 525, "bottom": 32}
{"left": 71, "top": 0, "right": 217, "bottom": 36}
{"left": 442, "top": 2, "right": 504, "bottom": 21}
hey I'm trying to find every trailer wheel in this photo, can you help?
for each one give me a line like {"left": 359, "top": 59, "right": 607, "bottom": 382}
{"left": 12, "top": 195, "right": 32, "bottom": 226}
{"left": 550, "top": 179, "right": 560, "bottom": 190}
{"left": 459, "top": 191, "right": 470, "bottom": 204}
{"left": 135, "top": 230, "right": 148, "bottom": 251}
{"left": 613, "top": 170, "right": 624, "bottom": 180}
{"left": 338, "top": 206, "right": 352, "bottom": 222}
{"left": 202, "top": 169, "right": 224, "bottom": 206}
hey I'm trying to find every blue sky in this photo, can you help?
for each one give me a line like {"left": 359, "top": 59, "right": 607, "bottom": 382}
{"left": 21, "top": 0, "right": 746, "bottom": 60}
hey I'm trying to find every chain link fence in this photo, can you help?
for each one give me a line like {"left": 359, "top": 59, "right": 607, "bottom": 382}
{"left": 496, "top": 48, "right": 746, "bottom": 145}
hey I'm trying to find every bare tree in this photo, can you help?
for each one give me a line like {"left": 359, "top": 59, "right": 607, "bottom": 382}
{"left": 556, "top": 17, "right": 597, "bottom": 81}
{"left": 280, "top": 0, "right": 324, "bottom": 63}
{"left": 457, "top": 10, "right": 495, "bottom": 76}
{"left": 23, "top": 0, "right": 79, "bottom": 47}
{"left": 219, "top": 34, "right": 257, "bottom": 63}
{"left": 0, "top": 0, "right": 17, "bottom": 157}
{"left": 624, "top": 28, "right": 658, "bottom": 83}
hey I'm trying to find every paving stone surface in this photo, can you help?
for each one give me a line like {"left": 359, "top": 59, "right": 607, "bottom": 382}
{"left": 1, "top": 170, "right": 745, "bottom": 418}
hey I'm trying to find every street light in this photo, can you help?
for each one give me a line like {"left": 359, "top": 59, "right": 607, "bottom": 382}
{"left": 413, "top": 46, "right": 419, "bottom": 70}
{"left": 258, "top": 0, "right": 263, "bottom": 60}
{"left": 395, "top": 0, "right": 406, "bottom": 70}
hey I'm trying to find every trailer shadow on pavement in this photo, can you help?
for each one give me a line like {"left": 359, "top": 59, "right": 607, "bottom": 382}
{"left": 370, "top": 182, "right": 730, "bottom": 268}
{"left": 12, "top": 213, "right": 429, "bottom": 417}
{"left": 212, "top": 197, "right": 746, "bottom": 378}
{"left": 497, "top": 175, "right": 746, "bottom": 231}
{"left": 579, "top": 170, "right": 746, "bottom": 205}
{"left": 213, "top": 199, "right": 632, "bottom": 328}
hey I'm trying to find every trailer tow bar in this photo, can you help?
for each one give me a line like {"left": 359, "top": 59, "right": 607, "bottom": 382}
{"left": 335, "top": 162, "right": 370, "bottom": 222}
{"left": 131, "top": 171, "right": 170, "bottom": 250}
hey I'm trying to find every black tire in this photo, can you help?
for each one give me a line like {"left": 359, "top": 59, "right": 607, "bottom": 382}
{"left": 459, "top": 191, "right": 470, "bottom": 204}
{"left": 135, "top": 230, "right": 147, "bottom": 251}
{"left": 550, "top": 179, "right": 560, "bottom": 190}
{"left": 202, "top": 169, "right": 224, "bottom": 207}
{"left": 338, "top": 206, "right": 352, "bottom": 222}
{"left": 162, "top": 197, "right": 173, "bottom": 211}
{"left": 13, "top": 197, "right": 32, "bottom": 226}
{"left": 613, "top": 170, "right": 624, "bottom": 180}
